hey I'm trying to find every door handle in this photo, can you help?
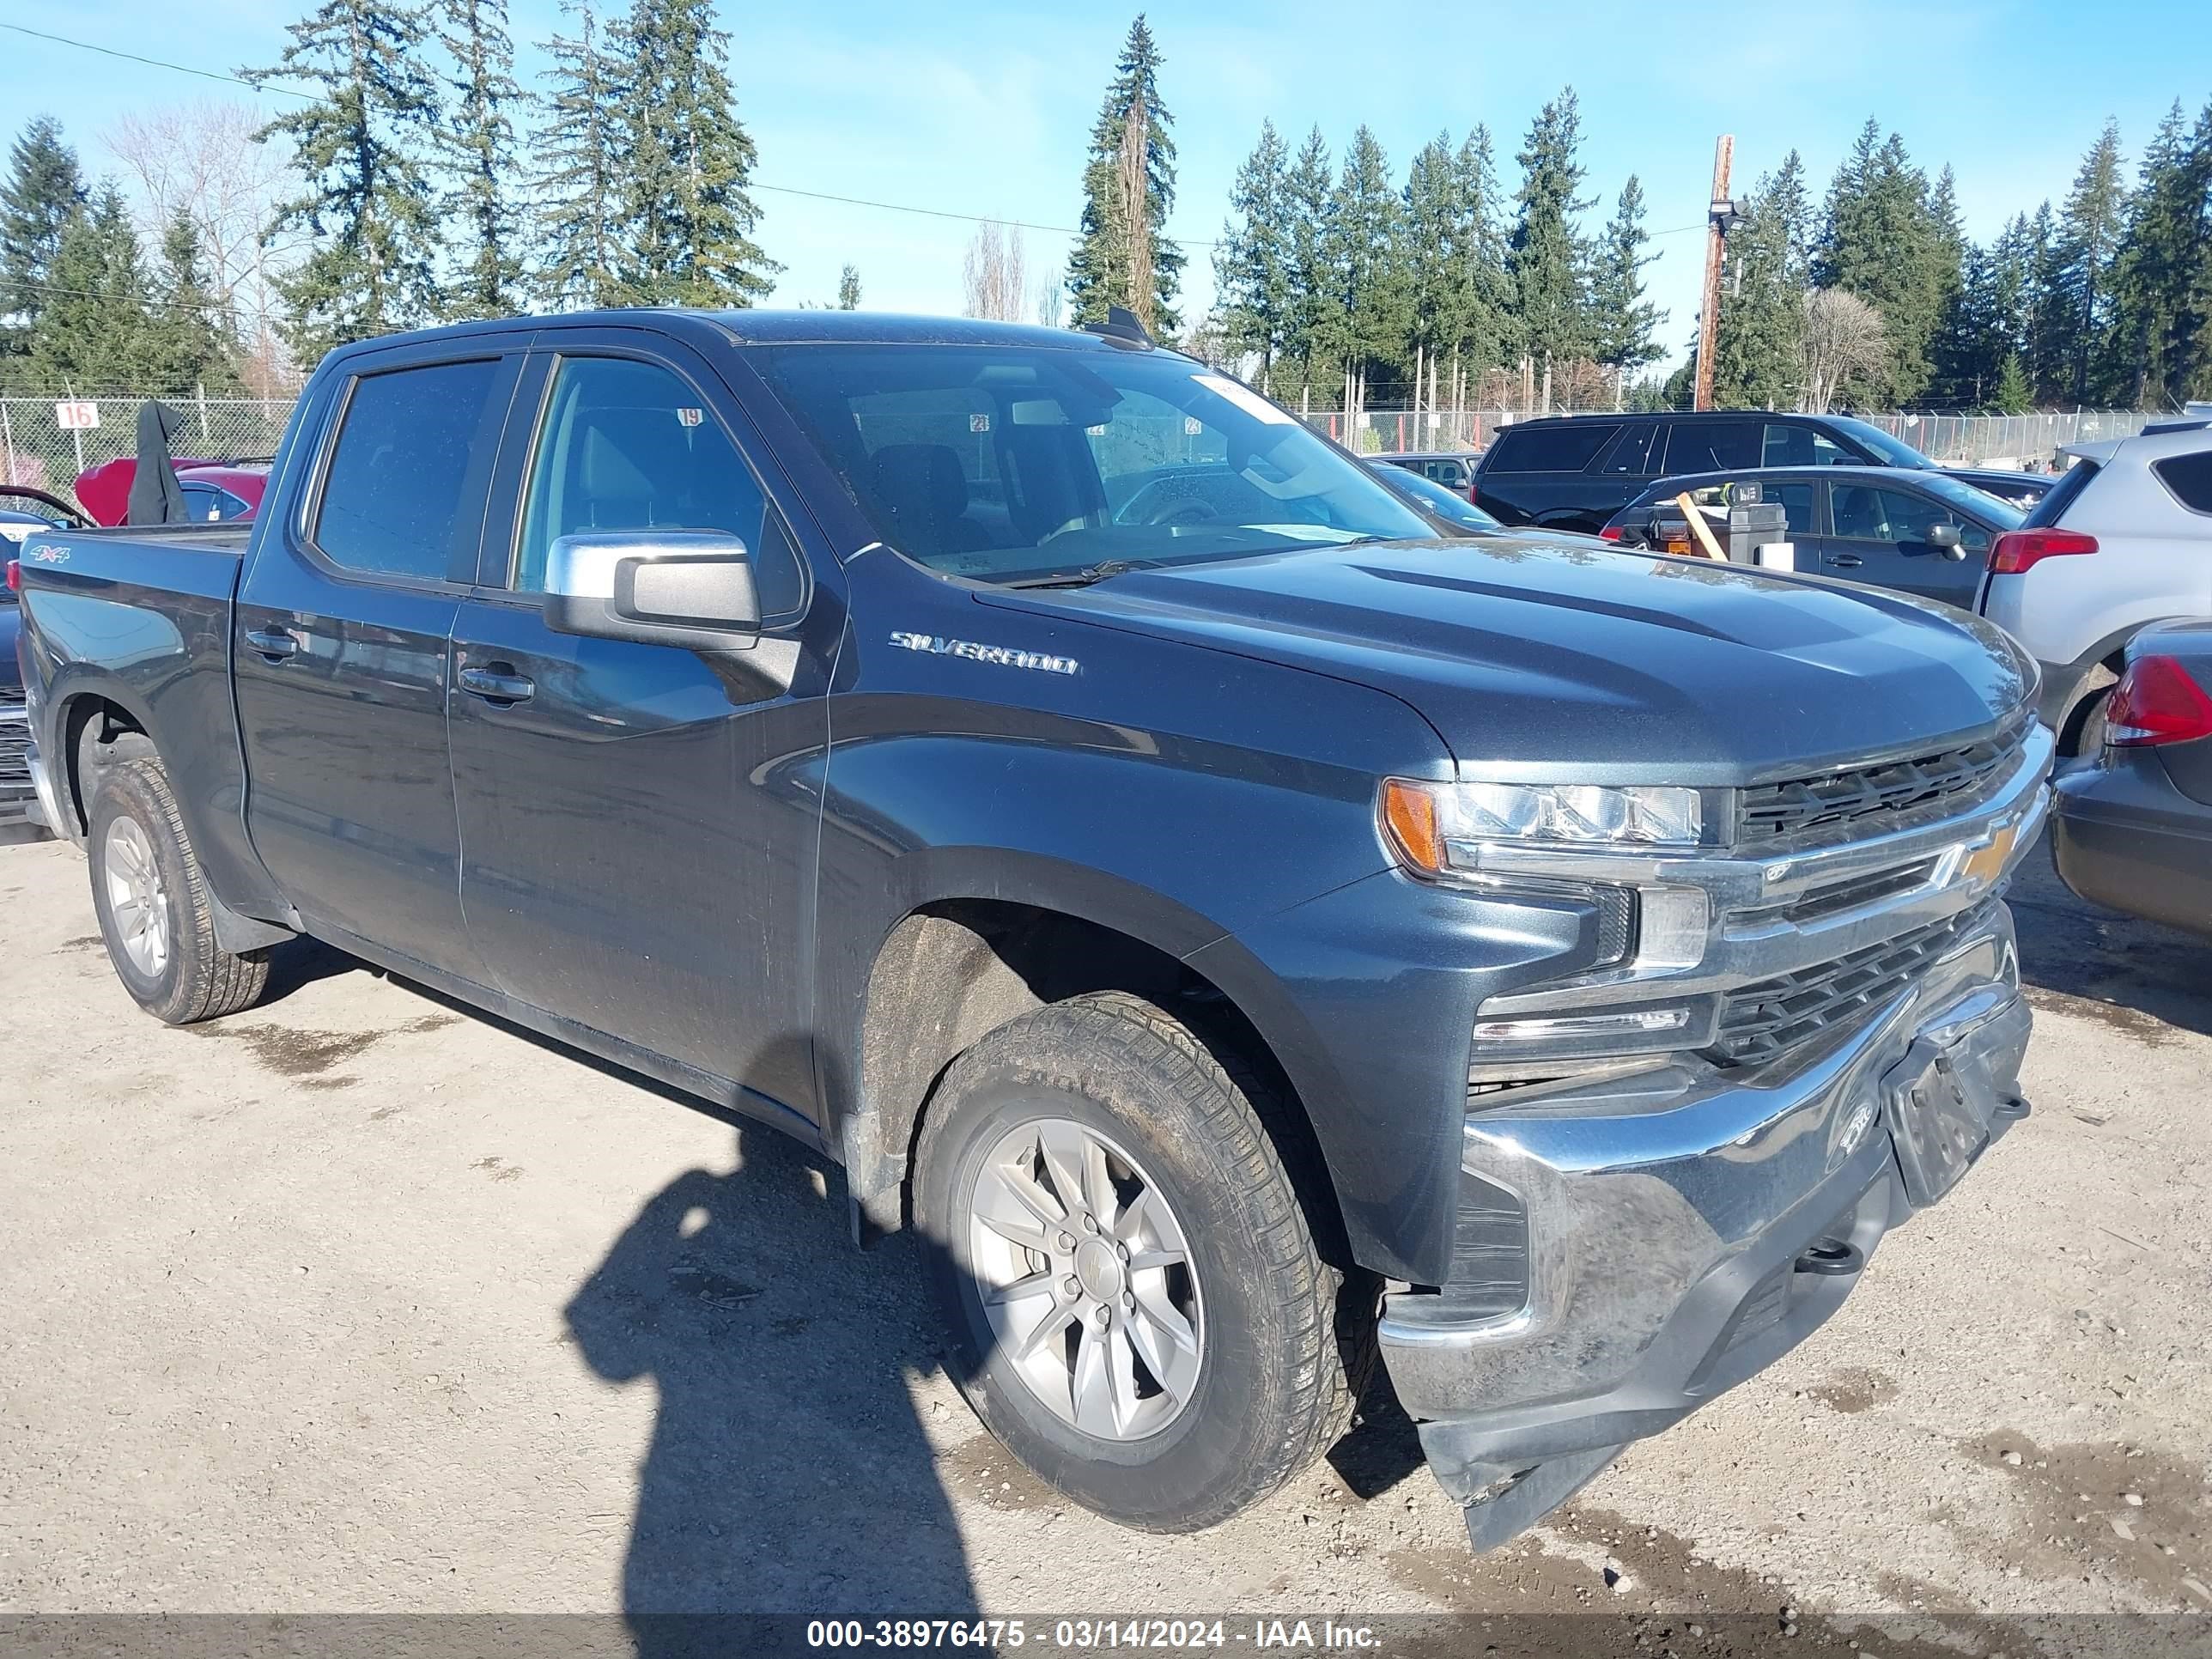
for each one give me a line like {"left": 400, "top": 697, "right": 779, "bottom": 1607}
{"left": 1828, "top": 554, "right": 1864, "bottom": 568}
{"left": 459, "top": 664, "right": 535, "bottom": 705}
{"left": 243, "top": 625, "right": 300, "bottom": 661}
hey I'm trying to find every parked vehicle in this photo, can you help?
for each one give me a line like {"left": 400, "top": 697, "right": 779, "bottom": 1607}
{"left": 0, "top": 489, "right": 83, "bottom": 842}
{"left": 10, "top": 309, "right": 2050, "bottom": 1553}
{"left": 2051, "top": 621, "right": 2212, "bottom": 937}
{"left": 1377, "top": 450, "right": 1480, "bottom": 499}
{"left": 1601, "top": 466, "right": 2023, "bottom": 607}
{"left": 72, "top": 456, "right": 270, "bottom": 526}
{"left": 1979, "top": 424, "right": 2212, "bottom": 755}
{"left": 1473, "top": 410, "right": 2048, "bottom": 535}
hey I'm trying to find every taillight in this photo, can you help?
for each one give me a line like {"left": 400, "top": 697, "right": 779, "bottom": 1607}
{"left": 2106, "top": 654, "right": 2212, "bottom": 747}
{"left": 3, "top": 558, "right": 18, "bottom": 594}
{"left": 1598, "top": 524, "right": 1624, "bottom": 542}
{"left": 1987, "top": 528, "right": 2097, "bottom": 574}
{"left": 1466, "top": 479, "right": 1478, "bottom": 507}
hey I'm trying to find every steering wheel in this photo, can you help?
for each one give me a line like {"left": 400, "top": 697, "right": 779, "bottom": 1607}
{"left": 1115, "top": 478, "right": 1224, "bottom": 528}
{"left": 0, "top": 484, "right": 92, "bottom": 529}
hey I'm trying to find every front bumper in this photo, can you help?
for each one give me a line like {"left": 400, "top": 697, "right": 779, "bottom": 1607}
{"left": 0, "top": 702, "right": 48, "bottom": 845}
{"left": 1382, "top": 889, "right": 2037, "bottom": 1550}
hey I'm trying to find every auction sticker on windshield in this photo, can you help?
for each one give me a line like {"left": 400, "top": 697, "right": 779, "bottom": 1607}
{"left": 1194, "top": 374, "right": 1294, "bottom": 425}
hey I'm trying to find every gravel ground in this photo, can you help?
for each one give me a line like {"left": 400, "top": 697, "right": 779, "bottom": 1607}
{"left": 1, "top": 834, "right": 2207, "bottom": 1645}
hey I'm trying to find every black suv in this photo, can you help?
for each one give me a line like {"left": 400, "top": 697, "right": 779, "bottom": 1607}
{"left": 1472, "top": 410, "right": 2047, "bottom": 533}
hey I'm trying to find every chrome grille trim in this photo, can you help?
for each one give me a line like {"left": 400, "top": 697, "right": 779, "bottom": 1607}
{"left": 1738, "top": 708, "right": 2033, "bottom": 851}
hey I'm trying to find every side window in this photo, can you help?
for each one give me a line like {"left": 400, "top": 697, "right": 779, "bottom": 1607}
{"left": 314, "top": 358, "right": 506, "bottom": 581}
{"left": 1669, "top": 420, "right": 1762, "bottom": 472}
{"left": 1761, "top": 423, "right": 1855, "bottom": 467}
{"left": 1595, "top": 425, "right": 1659, "bottom": 475}
{"left": 2153, "top": 449, "right": 2212, "bottom": 515}
{"left": 180, "top": 483, "right": 221, "bottom": 522}
{"left": 1486, "top": 423, "right": 1619, "bottom": 473}
{"left": 1831, "top": 485, "right": 1939, "bottom": 543}
{"left": 1770, "top": 482, "right": 1815, "bottom": 536}
{"left": 514, "top": 356, "right": 802, "bottom": 619}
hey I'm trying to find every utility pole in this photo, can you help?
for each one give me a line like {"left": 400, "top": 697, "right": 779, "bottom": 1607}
{"left": 1694, "top": 134, "right": 1737, "bottom": 412}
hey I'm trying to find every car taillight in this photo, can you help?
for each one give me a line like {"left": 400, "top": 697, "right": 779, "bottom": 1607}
{"left": 3, "top": 558, "right": 18, "bottom": 594}
{"left": 1598, "top": 524, "right": 1624, "bottom": 542}
{"left": 1466, "top": 479, "right": 1478, "bottom": 506}
{"left": 2106, "top": 654, "right": 2212, "bottom": 747}
{"left": 1987, "top": 528, "right": 2097, "bottom": 574}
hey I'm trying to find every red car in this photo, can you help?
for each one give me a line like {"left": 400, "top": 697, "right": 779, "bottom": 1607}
{"left": 72, "top": 457, "right": 270, "bottom": 526}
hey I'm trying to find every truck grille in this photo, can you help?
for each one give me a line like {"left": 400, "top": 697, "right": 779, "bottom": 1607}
{"left": 1710, "top": 901, "right": 1996, "bottom": 1067}
{"left": 1738, "top": 712, "right": 2030, "bottom": 849}
{"left": 0, "top": 706, "right": 29, "bottom": 791}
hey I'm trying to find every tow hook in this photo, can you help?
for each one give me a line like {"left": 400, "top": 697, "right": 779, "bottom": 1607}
{"left": 1794, "top": 1237, "right": 1863, "bottom": 1277}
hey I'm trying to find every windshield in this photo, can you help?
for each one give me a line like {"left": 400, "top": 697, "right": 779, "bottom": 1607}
{"left": 1370, "top": 463, "right": 1504, "bottom": 532}
{"left": 1913, "top": 472, "right": 2026, "bottom": 527}
{"left": 754, "top": 343, "right": 1431, "bottom": 582}
{"left": 1828, "top": 416, "right": 1937, "bottom": 470}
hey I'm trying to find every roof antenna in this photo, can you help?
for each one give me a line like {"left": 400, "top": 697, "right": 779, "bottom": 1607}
{"left": 1080, "top": 304, "right": 1155, "bottom": 348}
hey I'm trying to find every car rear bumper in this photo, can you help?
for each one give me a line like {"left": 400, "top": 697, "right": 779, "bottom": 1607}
{"left": 1379, "top": 902, "right": 2031, "bottom": 1551}
{"left": 2052, "top": 754, "right": 2212, "bottom": 939}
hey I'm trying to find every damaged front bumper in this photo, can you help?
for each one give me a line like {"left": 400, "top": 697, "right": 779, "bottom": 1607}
{"left": 1380, "top": 886, "right": 2035, "bottom": 1553}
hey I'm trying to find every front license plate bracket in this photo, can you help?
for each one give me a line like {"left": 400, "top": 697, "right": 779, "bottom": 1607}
{"left": 1882, "top": 1036, "right": 2003, "bottom": 1208}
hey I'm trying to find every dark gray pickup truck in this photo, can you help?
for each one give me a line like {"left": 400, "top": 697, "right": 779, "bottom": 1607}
{"left": 9, "top": 309, "right": 2051, "bottom": 1551}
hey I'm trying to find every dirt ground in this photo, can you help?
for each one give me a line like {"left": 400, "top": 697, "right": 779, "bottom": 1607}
{"left": 2, "top": 834, "right": 2208, "bottom": 1645}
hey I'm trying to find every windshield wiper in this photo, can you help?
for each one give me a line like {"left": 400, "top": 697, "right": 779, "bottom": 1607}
{"left": 1006, "top": 558, "right": 1160, "bottom": 589}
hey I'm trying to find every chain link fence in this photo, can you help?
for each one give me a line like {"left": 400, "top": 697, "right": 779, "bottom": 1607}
{"left": 0, "top": 397, "right": 297, "bottom": 495}
{"left": 1298, "top": 406, "right": 2159, "bottom": 467}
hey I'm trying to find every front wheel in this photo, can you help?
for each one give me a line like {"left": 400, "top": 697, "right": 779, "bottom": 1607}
{"left": 87, "top": 757, "right": 270, "bottom": 1024}
{"left": 913, "top": 991, "right": 1359, "bottom": 1532}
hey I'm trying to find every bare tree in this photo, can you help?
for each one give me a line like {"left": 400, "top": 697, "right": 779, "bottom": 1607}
{"left": 1797, "top": 288, "right": 1887, "bottom": 414}
{"left": 106, "top": 100, "right": 302, "bottom": 392}
{"left": 962, "top": 221, "right": 1030, "bottom": 323}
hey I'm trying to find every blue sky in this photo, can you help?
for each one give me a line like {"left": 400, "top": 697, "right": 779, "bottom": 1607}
{"left": 7, "top": 0, "right": 2209, "bottom": 366}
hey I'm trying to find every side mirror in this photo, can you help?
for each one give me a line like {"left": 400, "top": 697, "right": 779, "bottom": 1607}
{"left": 543, "top": 531, "right": 761, "bottom": 651}
{"left": 1925, "top": 522, "right": 1967, "bottom": 559}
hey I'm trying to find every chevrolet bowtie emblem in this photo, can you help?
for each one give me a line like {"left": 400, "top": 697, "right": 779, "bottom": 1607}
{"left": 1960, "top": 820, "right": 2020, "bottom": 885}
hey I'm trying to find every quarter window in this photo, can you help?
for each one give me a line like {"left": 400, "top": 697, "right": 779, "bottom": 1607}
{"left": 1486, "top": 423, "right": 1620, "bottom": 473}
{"left": 314, "top": 358, "right": 507, "bottom": 581}
{"left": 2152, "top": 449, "right": 2212, "bottom": 515}
{"left": 515, "top": 356, "right": 802, "bottom": 617}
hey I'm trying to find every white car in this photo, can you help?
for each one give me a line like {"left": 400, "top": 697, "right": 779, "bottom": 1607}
{"left": 1978, "top": 421, "right": 2212, "bottom": 755}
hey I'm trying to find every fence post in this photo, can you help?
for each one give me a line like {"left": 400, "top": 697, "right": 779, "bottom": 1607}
{"left": 1, "top": 401, "right": 12, "bottom": 485}
{"left": 197, "top": 383, "right": 210, "bottom": 447}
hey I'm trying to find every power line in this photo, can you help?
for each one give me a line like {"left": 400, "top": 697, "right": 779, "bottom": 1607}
{"left": 0, "top": 23, "right": 312, "bottom": 101}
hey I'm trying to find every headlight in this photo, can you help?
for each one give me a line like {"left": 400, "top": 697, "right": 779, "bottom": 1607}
{"left": 1381, "top": 779, "right": 1705, "bottom": 878}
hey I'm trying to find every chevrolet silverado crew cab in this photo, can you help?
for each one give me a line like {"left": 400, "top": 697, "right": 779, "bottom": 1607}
{"left": 10, "top": 310, "right": 2051, "bottom": 1552}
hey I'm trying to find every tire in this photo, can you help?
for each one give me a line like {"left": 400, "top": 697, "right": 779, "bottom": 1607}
{"left": 87, "top": 757, "right": 270, "bottom": 1025}
{"left": 913, "top": 990, "right": 1358, "bottom": 1532}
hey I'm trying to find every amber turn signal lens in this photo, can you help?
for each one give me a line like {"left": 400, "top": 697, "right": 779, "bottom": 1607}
{"left": 1380, "top": 780, "right": 1443, "bottom": 875}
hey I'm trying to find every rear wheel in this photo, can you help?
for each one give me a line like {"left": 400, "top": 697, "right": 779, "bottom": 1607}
{"left": 913, "top": 991, "right": 1358, "bottom": 1532}
{"left": 88, "top": 757, "right": 269, "bottom": 1024}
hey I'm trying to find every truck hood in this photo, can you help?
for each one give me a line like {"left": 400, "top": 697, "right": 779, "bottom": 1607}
{"left": 975, "top": 538, "right": 2034, "bottom": 784}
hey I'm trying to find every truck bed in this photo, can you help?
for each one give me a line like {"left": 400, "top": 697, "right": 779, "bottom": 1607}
{"left": 47, "top": 522, "right": 254, "bottom": 556}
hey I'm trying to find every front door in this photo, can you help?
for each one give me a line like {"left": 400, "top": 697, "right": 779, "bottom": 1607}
{"left": 447, "top": 339, "right": 836, "bottom": 1117}
{"left": 234, "top": 347, "right": 523, "bottom": 981}
{"left": 1820, "top": 481, "right": 1987, "bottom": 605}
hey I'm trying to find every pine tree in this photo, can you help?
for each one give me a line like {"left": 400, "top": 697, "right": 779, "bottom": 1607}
{"left": 1508, "top": 88, "right": 1594, "bottom": 390}
{"left": 2052, "top": 118, "right": 2127, "bottom": 403}
{"left": 1279, "top": 125, "right": 1340, "bottom": 403}
{"left": 143, "top": 210, "right": 240, "bottom": 393}
{"left": 0, "top": 116, "right": 88, "bottom": 363}
{"left": 529, "top": 0, "right": 629, "bottom": 308}
{"left": 244, "top": 0, "right": 444, "bottom": 362}
{"left": 1326, "top": 126, "right": 1410, "bottom": 402}
{"left": 837, "top": 264, "right": 861, "bottom": 310}
{"left": 27, "top": 185, "right": 152, "bottom": 392}
{"left": 2024, "top": 201, "right": 2070, "bottom": 399}
{"left": 1449, "top": 125, "right": 1515, "bottom": 377}
{"left": 1992, "top": 351, "right": 2031, "bottom": 414}
{"left": 1066, "top": 15, "right": 1181, "bottom": 332}
{"left": 1713, "top": 154, "right": 1808, "bottom": 409}
{"left": 1587, "top": 175, "right": 1664, "bottom": 403}
{"left": 2106, "top": 100, "right": 2212, "bottom": 405}
{"left": 615, "top": 0, "right": 778, "bottom": 307}
{"left": 436, "top": 0, "right": 525, "bottom": 318}
{"left": 1814, "top": 121, "right": 1948, "bottom": 404}
{"left": 1215, "top": 119, "right": 1292, "bottom": 388}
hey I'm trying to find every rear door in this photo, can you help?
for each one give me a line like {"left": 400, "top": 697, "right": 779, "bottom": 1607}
{"left": 234, "top": 341, "right": 525, "bottom": 980}
{"left": 1476, "top": 422, "right": 1622, "bottom": 528}
{"left": 445, "top": 330, "right": 836, "bottom": 1116}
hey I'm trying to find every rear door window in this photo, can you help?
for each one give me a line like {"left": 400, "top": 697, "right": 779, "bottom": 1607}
{"left": 1594, "top": 424, "right": 1662, "bottom": 476}
{"left": 313, "top": 358, "right": 508, "bottom": 582}
{"left": 1666, "top": 420, "right": 1763, "bottom": 473}
{"left": 1761, "top": 422, "right": 1856, "bottom": 467}
{"left": 1486, "top": 423, "right": 1619, "bottom": 473}
{"left": 2152, "top": 449, "right": 2212, "bottom": 515}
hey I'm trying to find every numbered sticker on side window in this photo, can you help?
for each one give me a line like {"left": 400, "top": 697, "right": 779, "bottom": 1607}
{"left": 676, "top": 407, "right": 703, "bottom": 428}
